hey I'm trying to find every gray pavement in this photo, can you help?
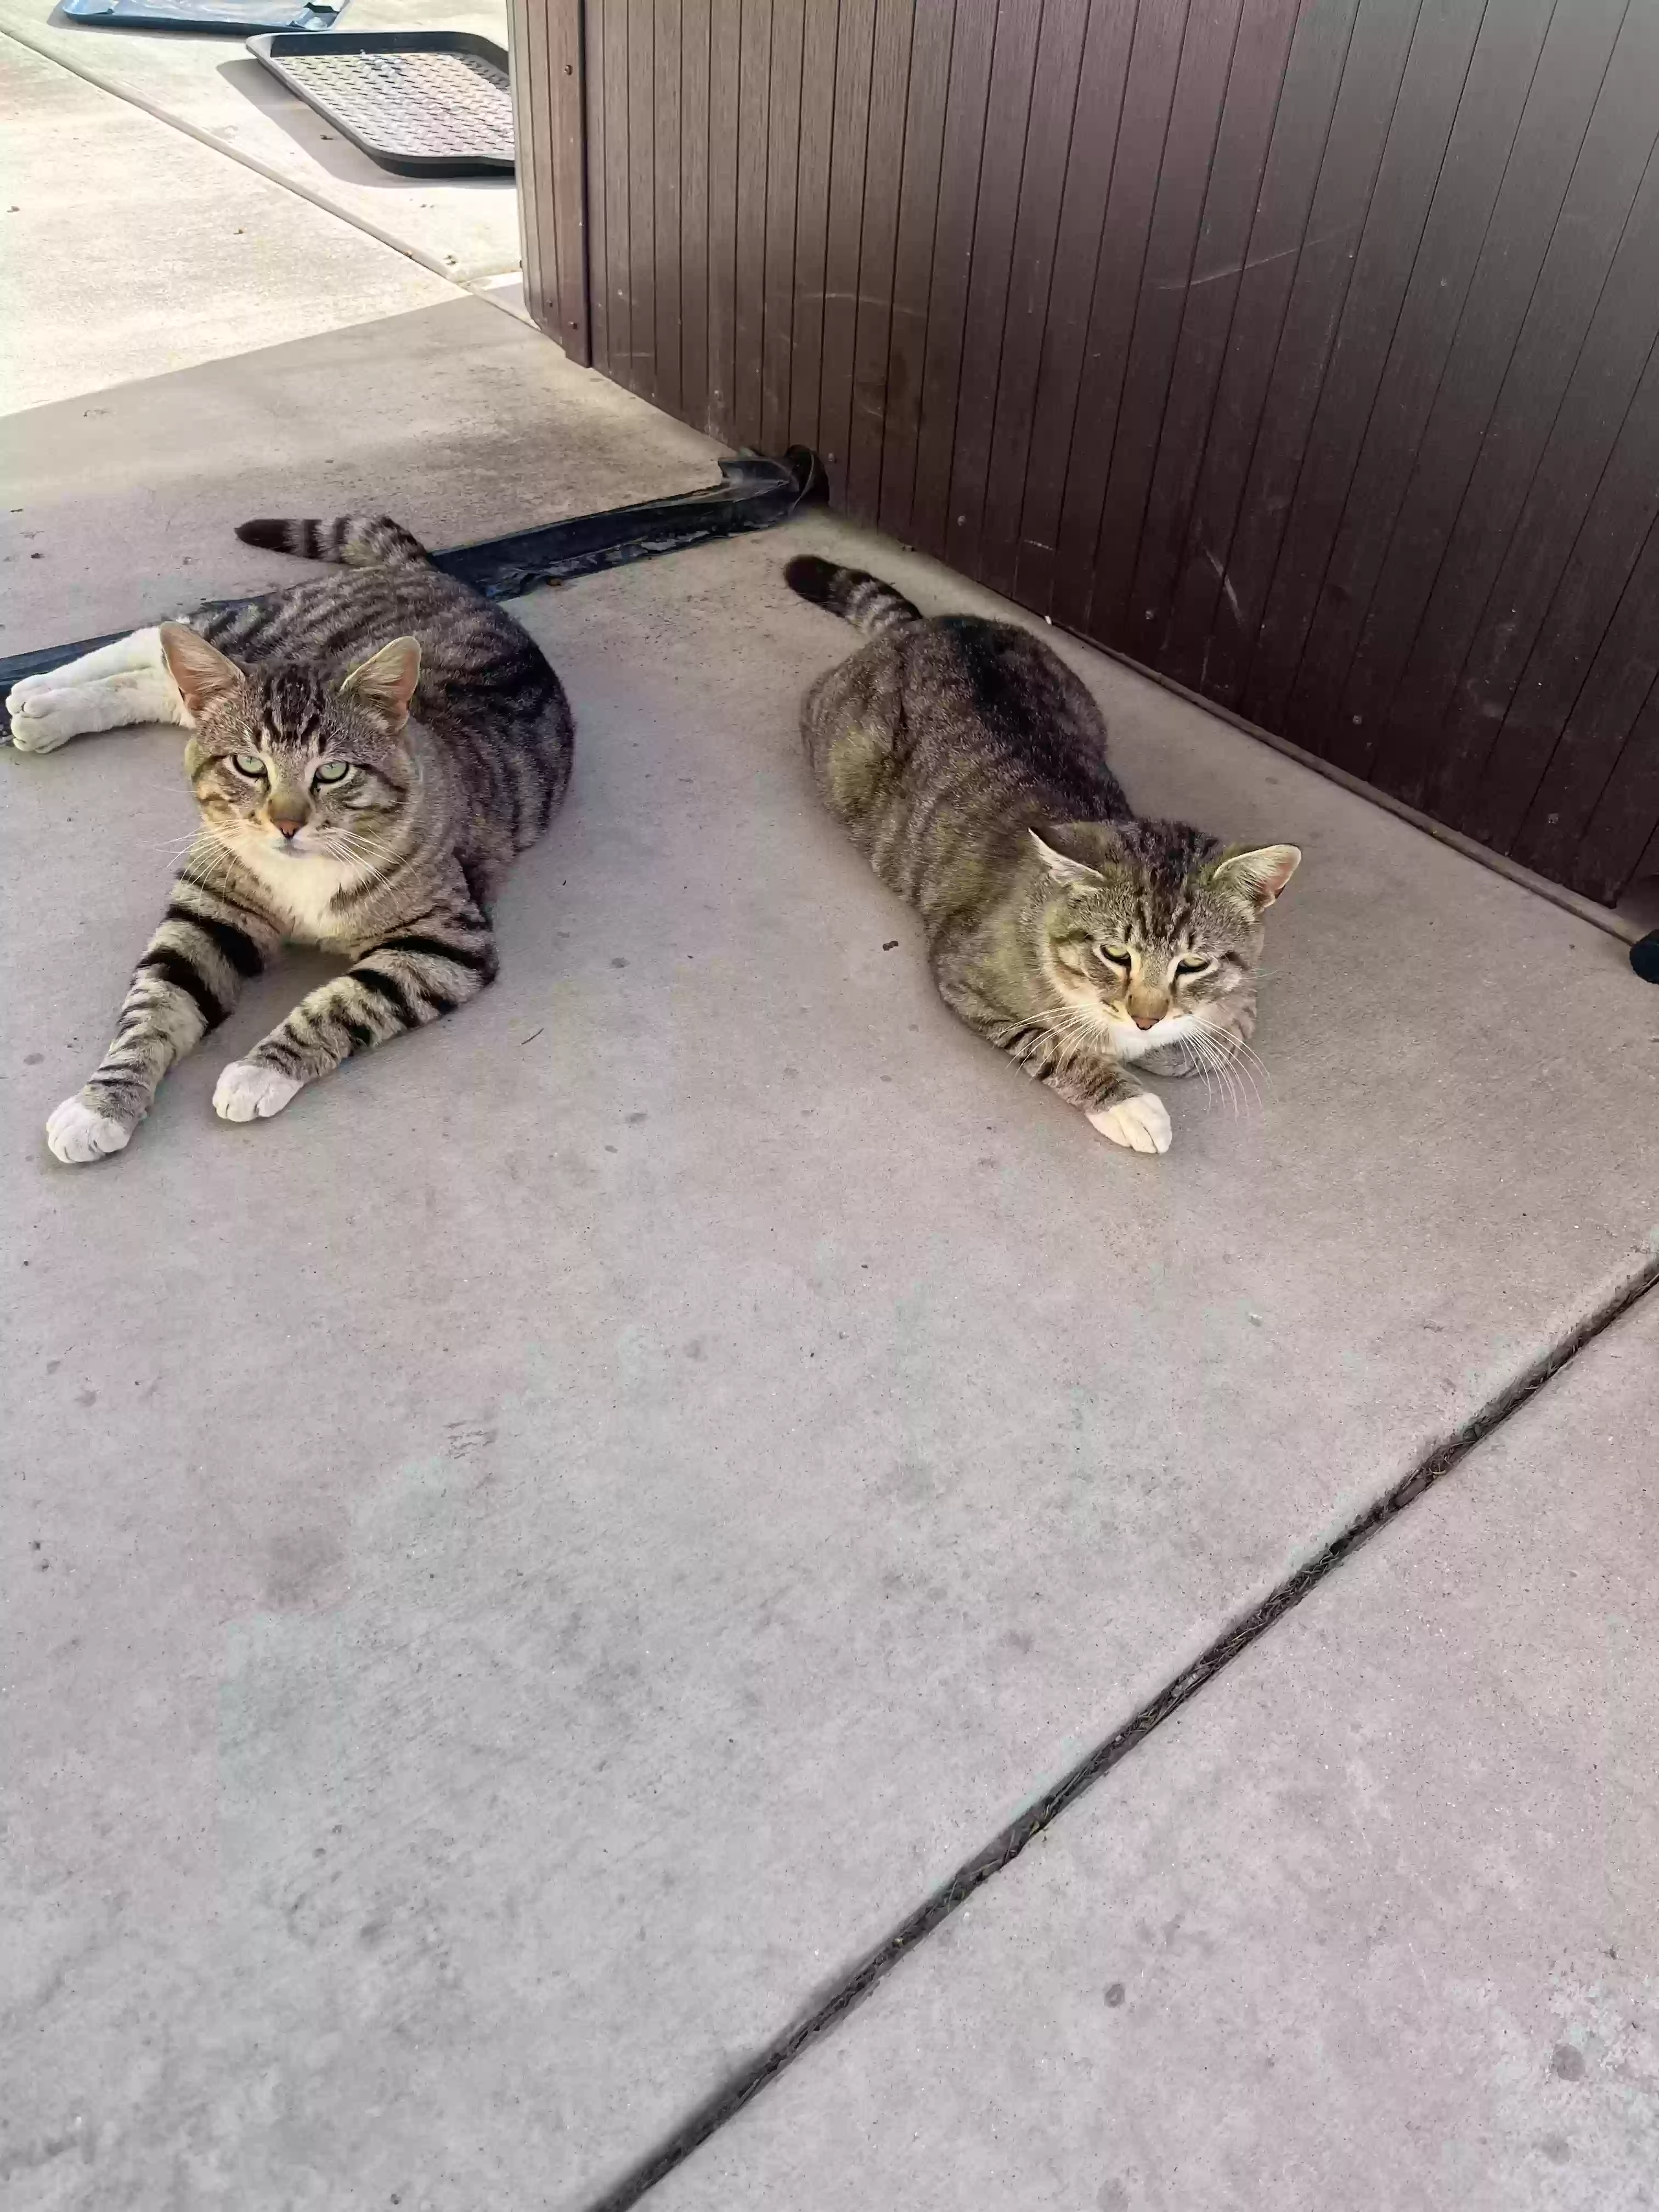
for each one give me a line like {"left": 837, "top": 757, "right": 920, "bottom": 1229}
{"left": 0, "top": 33, "right": 458, "bottom": 414}
{"left": 0, "top": 0, "right": 520, "bottom": 289}
{"left": 653, "top": 1295, "right": 1659, "bottom": 2212}
{"left": 3, "top": 26, "right": 1657, "bottom": 2212}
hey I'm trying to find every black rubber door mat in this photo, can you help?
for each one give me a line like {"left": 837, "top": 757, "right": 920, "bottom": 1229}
{"left": 247, "top": 30, "right": 512, "bottom": 176}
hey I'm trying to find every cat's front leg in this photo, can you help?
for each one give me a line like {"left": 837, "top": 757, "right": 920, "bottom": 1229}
{"left": 934, "top": 972, "right": 1171, "bottom": 1155}
{"left": 213, "top": 907, "right": 499, "bottom": 1123}
{"left": 47, "top": 865, "right": 277, "bottom": 1163}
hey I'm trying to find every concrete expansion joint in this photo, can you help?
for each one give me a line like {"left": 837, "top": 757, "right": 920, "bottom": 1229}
{"left": 582, "top": 1243, "right": 1659, "bottom": 2212}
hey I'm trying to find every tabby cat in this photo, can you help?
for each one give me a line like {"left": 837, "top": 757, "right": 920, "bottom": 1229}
{"left": 785, "top": 555, "right": 1299, "bottom": 1155}
{"left": 8, "top": 516, "right": 573, "bottom": 1164}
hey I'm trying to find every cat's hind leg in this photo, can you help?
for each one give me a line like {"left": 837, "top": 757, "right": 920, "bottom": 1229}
{"left": 8, "top": 663, "right": 190, "bottom": 753}
{"left": 7, "top": 624, "right": 174, "bottom": 708}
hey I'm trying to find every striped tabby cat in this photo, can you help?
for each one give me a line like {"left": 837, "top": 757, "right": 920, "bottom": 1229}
{"left": 9, "top": 516, "right": 573, "bottom": 1164}
{"left": 785, "top": 555, "right": 1299, "bottom": 1156}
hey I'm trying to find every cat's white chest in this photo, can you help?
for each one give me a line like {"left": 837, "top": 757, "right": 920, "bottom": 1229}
{"left": 238, "top": 845, "right": 359, "bottom": 945}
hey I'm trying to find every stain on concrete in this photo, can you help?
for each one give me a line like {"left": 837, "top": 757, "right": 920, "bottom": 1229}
{"left": 263, "top": 1528, "right": 341, "bottom": 1611}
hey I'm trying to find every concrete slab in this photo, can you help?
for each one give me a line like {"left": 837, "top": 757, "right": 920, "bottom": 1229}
{"left": 0, "top": 33, "right": 460, "bottom": 415}
{"left": 652, "top": 1293, "right": 1659, "bottom": 2212}
{"left": 2, "top": 494, "right": 1655, "bottom": 2209}
{"left": 0, "top": 0, "right": 521, "bottom": 286}
{"left": 0, "top": 294, "right": 723, "bottom": 656}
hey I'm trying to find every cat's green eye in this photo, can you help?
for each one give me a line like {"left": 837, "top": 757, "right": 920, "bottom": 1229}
{"left": 1096, "top": 944, "right": 1131, "bottom": 967}
{"left": 1174, "top": 956, "right": 1212, "bottom": 977}
{"left": 230, "top": 753, "right": 266, "bottom": 779}
{"left": 313, "top": 761, "right": 352, "bottom": 786}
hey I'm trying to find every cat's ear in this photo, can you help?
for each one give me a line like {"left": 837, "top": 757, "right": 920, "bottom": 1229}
{"left": 159, "top": 623, "right": 244, "bottom": 717}
{"left": 1029, "top": 828, "right": 1106, "bottom": 889}
{"left": 1210, "top": 843, "right": 1301, "bottom": 911}
{"left": 340, "top": 636, "right": 421, "bottom": 728}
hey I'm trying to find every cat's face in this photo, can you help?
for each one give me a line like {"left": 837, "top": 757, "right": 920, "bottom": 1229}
{"left": 162, "top": 625, "right": 421, "bottom": 867}
{"left": 1031, "top": 822, "right": 1299, "bottom": 1061}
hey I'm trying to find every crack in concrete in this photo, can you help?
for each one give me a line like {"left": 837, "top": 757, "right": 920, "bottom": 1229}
{"left": 581, "top": 1243, "right": 1659, "bottom": 2211}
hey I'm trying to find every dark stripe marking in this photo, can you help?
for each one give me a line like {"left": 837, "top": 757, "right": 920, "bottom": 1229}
{"left": 352, "top": 967, "right": 418, "bottom": 1025}
{"left": 138, "top": 946, "right": 228, "bottom": 1031}
{"left": 376, "top": 932, "right": 492, "bottom": 972}
{"left": 166, "top": 903, "right": 264, "bottom": 978}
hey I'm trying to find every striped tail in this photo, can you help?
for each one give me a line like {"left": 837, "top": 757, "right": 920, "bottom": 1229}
{"left": 234, "top": 515, "right": 432, "bottom": 568}
{"left": 784, "top": 555, "right": 922, "bottom": 636}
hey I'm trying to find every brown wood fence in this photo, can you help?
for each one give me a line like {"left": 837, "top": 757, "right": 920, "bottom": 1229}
{"left": 510, "top": 0, "right": 1659, "bottom": 907}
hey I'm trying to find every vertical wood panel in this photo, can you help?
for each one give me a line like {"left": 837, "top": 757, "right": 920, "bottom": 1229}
{"left": 526, "top": 0, "right": 1659, "bottom": 903}
{"left": 1238, "top": 0, "right": 1486, "bottom": 729}
{"left": 787, "top": 0, "right": 841, "bottom": 452}
{"left": 876, "top": 0, "right": 954, "bottom": 534}
{"left": 1574, "top": 690, "right": 1659, "bottom": 903}
{"left": 1455, "top": 328, "right": 1659, "bottom": 851}
{"left": 653, "top": 0, "right": 682, "bottom": 413}
{"left": 939, "top": 0, "right": 1045, "bottom": 573}
{"left": 820, "top": 0, "right": 879, "bottom": 499}
{"left": 1050, "top": 0, "right": 1193, "bottom": 633}
{"left": 975, "top": 0, "right": 1093, "bottom": 599}
{"left": 706, "top": 0, "right": 741, "bottom": 440}
{"left": 509, "top": 0, "right": 550, "bottom": 329}
{"left": 1278, "top": 0, "right": 1556, "bottom": 749}
{"left": 760, "top": 0, "right": 805, "bottom": 452}
{"left": 1327, "top": 0, "right": 1627, "bottom": 778}
{"left": 627, "top": 0, "right": 657, "bottom": 396}
{"left": 1157, "top": 0, "right": 1361, "bottom": 682}
{"left": 1198, "top": 0, "right": 1424, "bottom": 704}
{"left": 1012, "top": 0, "right": 1141, "bottom": 614}
{"left": 1083, "top": 0, "right": 1247, "bottom": 646}
{"left": 600, "top": 0, "right": 633, "bottom": 379}
{"left": 1371, "top": 2, "right": 1659, "bottom": 808}
{"left": 733, "top": 0, "right": 772, "bottom": 441}
{"left": 1423, "top": 151, "right": 1659, "bottom": 835}
{"left": 1120, "top": 0, "right": 1303, "bottom": 652}
{"left": 908, "top": 0, "right": 997, "bottom": 552}
{"left": 846, "top": 0, "right": 917, "bottom": 516}
{"left": 582, "top": 0, "right": 609, "bottom": 368}
{"left": 680, "top": 0, "right": 711, "bottom": 425}
{"left": 1515, "top": 515, "right": 1659, "bottom": 882}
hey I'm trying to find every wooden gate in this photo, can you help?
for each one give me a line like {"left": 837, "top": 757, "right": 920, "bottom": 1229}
{"left": 509, "top": 0, "right": 1659, "bottom": 908}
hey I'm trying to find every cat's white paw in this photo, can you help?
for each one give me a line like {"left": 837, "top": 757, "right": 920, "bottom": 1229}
{"left": 214, "top": 1060, "right": 303, "bottom": 1122}
{"left": 7, "top": 691, "right": 81, "bottom": 752}
{"left": 1088, "top": 1091, "right": 1172, "bottom": 1155}
{"left": 6, "top": 668, "right": 70, "bottom": 710}
{"left": 46, "top": 1094, "right": 133, "bottom": 1165}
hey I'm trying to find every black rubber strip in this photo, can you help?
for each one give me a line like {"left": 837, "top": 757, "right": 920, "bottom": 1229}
{"left": 580, "top": 1245, "right": 1659, "bottom": 2212}
{"left": 0, "top": 447, "right": 825, "bottom": 723}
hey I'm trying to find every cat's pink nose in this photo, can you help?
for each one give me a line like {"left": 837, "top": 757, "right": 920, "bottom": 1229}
{"left": 274, "top": 820, "right": 302, "bottom": 841}
{"left": 1134, "top": 1012, "right": 1160, "bottom": 1030}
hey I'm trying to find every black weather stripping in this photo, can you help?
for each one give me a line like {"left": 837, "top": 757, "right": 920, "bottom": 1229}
{"left": 0, "top": 449, "right": 825, "bottom": 723}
